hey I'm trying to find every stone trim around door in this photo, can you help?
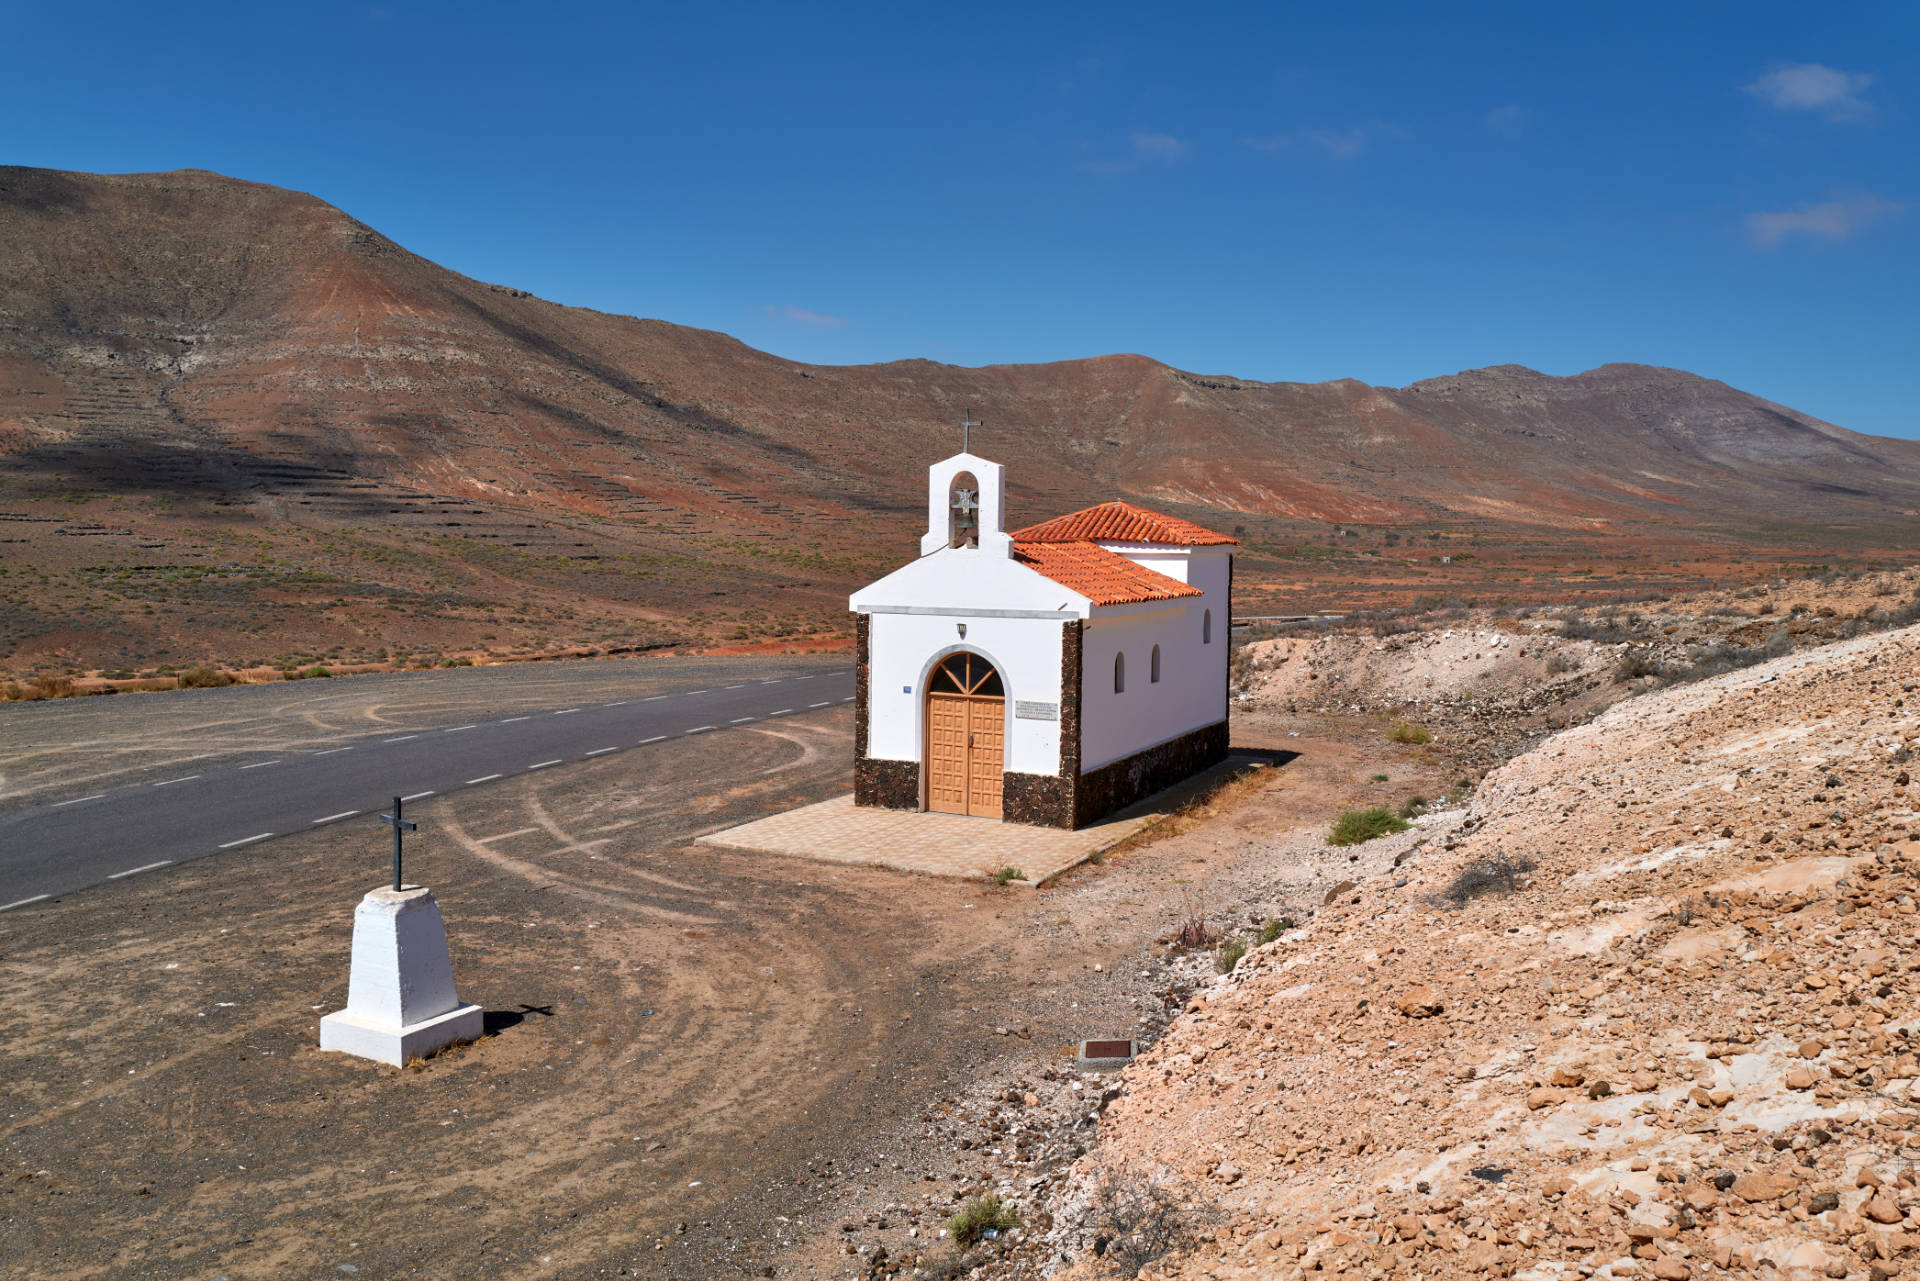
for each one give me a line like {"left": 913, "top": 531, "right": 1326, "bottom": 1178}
{"left": 856, "top": 757, "right": 922, "bottom": 811}
{"left": 1003, "top": 620, "right": 1086, "bottom": 829}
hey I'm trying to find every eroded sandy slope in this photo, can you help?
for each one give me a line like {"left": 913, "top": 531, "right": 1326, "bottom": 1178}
{"left": 1053, "top": 624, "right": 1920, "bottom": 1280}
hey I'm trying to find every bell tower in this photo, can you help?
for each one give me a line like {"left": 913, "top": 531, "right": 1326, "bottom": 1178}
{"left": 921, "top": 419, "right": 1010, "bottom": 558}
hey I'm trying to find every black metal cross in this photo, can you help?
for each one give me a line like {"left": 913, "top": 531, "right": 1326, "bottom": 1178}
{"left": 379, "top": 795, "right": 417, "bottom": 891}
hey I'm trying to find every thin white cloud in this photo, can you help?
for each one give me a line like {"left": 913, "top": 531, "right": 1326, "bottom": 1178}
{"left": 1244, "top": 124, "right": 1406, "bottom": 160}
{"left": 1744, "top": 63, "right": 1876, "bottom": 122}
{"left": 1083, "top": 131, "right": 1191, "bottom": 174}
{"left": 1130, "top": 131, "right": 1188, "bottom": 160}
{"left": 761, "top": 304, "right": 848, "bottom": 328}
{"left": 1482, "top": 104, "right": 1530, "bottom": 138}
{"left": 1746, "top": 192, "right": 1901, "bottom": 247}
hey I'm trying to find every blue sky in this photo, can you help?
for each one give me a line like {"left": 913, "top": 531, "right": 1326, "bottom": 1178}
{"left": 9, "top": 2, "right": 1917, "bottom": 435}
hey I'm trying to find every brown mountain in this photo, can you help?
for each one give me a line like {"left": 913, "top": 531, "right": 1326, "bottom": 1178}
{"left": 1, "top": 165, "right": 1916, "bottom": 676}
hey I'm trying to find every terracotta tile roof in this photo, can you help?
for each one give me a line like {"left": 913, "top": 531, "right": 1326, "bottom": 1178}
{"left": 1011, "top": 500, "right": 1238, "bottom": 547}
{"left": 1013, "top": 540, "right": 1203, "bottom": 607}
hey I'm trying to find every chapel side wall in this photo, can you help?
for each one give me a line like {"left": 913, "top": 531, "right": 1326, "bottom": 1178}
{"left": 863, "top": 612, "right": 1063, "bottom": 776}
{"left": 1078, "top": 590, "right": 1226, "bottom": 773}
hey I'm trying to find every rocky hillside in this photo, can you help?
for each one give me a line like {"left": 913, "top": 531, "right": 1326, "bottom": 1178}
{"left": 1046, "top": 623, "right": 1920, "bottom": 1280}
{"left": 8, "top": 166, "right": 1920, "bottom": 534}
{"left": 6, "top": 164, "right": 1920, "bottom": 675}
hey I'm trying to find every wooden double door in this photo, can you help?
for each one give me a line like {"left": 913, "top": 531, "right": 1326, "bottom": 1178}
{"left": 925, "top": 652, "right": 1005, "bottom": 818}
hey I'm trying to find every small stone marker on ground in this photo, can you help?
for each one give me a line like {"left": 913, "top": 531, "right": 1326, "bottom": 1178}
{"left": 319, "top": 796, "right": 482, "bottom": 1066}
{"left": 1076, "top": 1038, "right": 1138, "bottom": 1072}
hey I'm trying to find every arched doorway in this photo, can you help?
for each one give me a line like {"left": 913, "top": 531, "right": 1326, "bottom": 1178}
{"left": 924, "top": 651, "right": 1005, "bottom": 818}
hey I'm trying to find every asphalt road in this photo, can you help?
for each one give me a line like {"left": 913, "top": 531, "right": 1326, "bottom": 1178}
{"left": 0, "top": 663, "right": 855, "bottom": 908}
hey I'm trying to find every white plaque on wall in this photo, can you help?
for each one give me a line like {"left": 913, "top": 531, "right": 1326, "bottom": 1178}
{"left": 1015, "top": 700, "right": 1060, "bottom": 721}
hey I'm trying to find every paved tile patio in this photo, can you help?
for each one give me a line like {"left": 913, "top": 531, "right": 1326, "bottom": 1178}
{"left": 696, "top": 794, "right": 1161, "bottom": 886}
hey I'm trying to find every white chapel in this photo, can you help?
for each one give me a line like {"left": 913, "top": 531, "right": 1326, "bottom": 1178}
{"left": 849, "top": 449, "right": 1236, "bottom": 829}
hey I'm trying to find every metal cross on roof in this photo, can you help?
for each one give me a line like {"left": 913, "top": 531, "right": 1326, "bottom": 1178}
{"left": 960, "top": 409, "right": 979, "bottom": 453}
{"left": 379, "top": 795, "right": 417, "bottom": 891}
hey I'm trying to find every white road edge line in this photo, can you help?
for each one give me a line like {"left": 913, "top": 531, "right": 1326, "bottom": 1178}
{"left": 529, "top": 760, "right": 561, "bottom": 770}
{"left": 383, "top": 734, "right": 418, "bottom": 743}
{"left": 553, "top": 708, "right": 581, "bottom": 716}
{"left": 604, "top": 701, "right": 628, "bottom": 707}
{"left": 218, "top": 833, "right": 274, "bottom": 849}
{"left": 54, "top": 793, "right": 108, "bottom": 807}
{"left": 685, "top": 726, "right": 714, "bottom": 735}
{"left": 152, "top": 775, "right": 201, "bottom": 787}
{"left": 239, "top": 760, "right": 281, "bottom": 770}
{"left": 444, "top": 725, "right": 477, "bottom": 733}
{"left": 315, "top": 747, "right": 353, "bottom": 756}
{"left": 466, "top": 774, "right": 503, "bottom": 785}
{"left": 312, "top": 810, "right": 360, "bottom": 825}
{"left": 770, "top": 708, "right": 793, "bottom": 715}
{"left": 730, "top": 717, "right": 756, "bottom": 724}
{"left": 0, "top": 894, "right": 51, "bottom": 911}
{"left": 795, "top": 675, "right": 816, "bottom": 680}
{"left": 585, "top": 747, "right": 617, "bottom": 757}
{"left": 643, "top": 695, "right": 667, "bottom": 701}
{"left": 402, "top": 791, "right": 436, "bottom": 802}
{"left": 108, "top": 860, "right": 172, "bottom": 880}
{"left": 722, "top": 684, "right": 746, "bottom": 690}
{"left": 686, "top": 689, "right": 709, "bottom": 696}
{"left": 639, "top": 735, "right": 667, "bottom": 744}
{"left": 500, "top": 716, "right": 531, "bottom": 723}
{"left": 809, "top": 702, "right": 832, "bottom": 708}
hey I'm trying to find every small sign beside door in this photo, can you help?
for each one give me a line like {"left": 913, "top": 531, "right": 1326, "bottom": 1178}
{"left": 1014, "top": 700, "right": 1060, "bottom": 721}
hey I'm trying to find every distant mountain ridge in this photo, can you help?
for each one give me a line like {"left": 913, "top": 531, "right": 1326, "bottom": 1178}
{"left": 3, "top": 163, "right": 1917, "bottom": 551}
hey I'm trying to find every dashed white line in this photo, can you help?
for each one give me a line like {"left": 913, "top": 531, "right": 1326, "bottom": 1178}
{"left": 239, "top": 760, "right": 281, "bottom": 770}
{"left": 529, "top": 759, "right": 561, "bottom": 770}
{"left": 809, "top": 701, "right": 832, "bottom": 708}
{"left": 603, "top": 701, "right": 628, "bottom": 707}
{"left": 500, "top": 716, "right": 531, "bottom": 723}
{"left": 722, "top": 684, "right": 746, "bottom": 690}
{"left": 553, "top": 708, "right": 581, "bottom": 716}
{"left": 795, "top": 674, "right": 817, "bottom": 680}
{"left": 730, "top": 717, "right": 756, "bottom": 724}
{"left": 760, "top": 679, "right": 784, "bottom": 684}
{"left": 585, "top": 747, "right": 617, "bottom": 757}
{"left": 684, "top": 726, "right": 714, "bottom": 735}
{"left": 840, "top": 696, "right": 855, "bottom": 703}
{"left": 109, "top": 860, "right": 173, "bottom": 879}
{"left": 152, "top": 774, "right": 201, "bottom": 787}
{"left": 401, "top": 791, "right": 436, "bottom": 802}
{"left": 643, "top": 694, "right": 667, "bottom": 702}
{"left": 53, "top": 793, "right": 107, "bottom": 807}
{"left": 383, "top": 734, "right": 418, "bottom": 743}
{"left": 315, "top": 746, "right": 353, "bottom": 756}
{"left": 770, "top": 708, "right": 793, "bottom": 715}
{"left": 312, "top": 810, "right": 360, "bottom": 825}
{"left": 0, "top": 894, "right": 50, "bottom": 911}
{"left": 443, "top": 725, "right": 477, "bottom": 734}
{"left": 686, "top": 689, "right": 709, "bottom": 695}
{"left": 466, "top": 774, "right": 502, "bottom": 785}
{"left": 639, "top": 735, "right": 667, "bottom": 744}
{"left": 218, "top": 832, "right": 274, "bottom": 849}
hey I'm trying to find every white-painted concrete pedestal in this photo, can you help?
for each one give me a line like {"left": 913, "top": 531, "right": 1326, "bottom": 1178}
{"left": 319, "top": 885, "right": 482, "bottom": 1066}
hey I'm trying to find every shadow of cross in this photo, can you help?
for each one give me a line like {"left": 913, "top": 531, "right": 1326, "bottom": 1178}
{"left": 379, "top": 795, "right": 417, "bottom": 891}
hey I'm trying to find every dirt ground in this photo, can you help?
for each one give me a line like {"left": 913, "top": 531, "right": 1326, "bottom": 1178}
{"left": 0, "top": 692, "right": 1453, "bottom": 1280}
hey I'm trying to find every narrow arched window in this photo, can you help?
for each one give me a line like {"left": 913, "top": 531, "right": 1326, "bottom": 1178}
{"left": 1114, "top": 652, "right": 1125, "bottom": 694}
{"left": 1150, "top": 644, "right": 1162, "bottom": 683}
{"left": 1203, "top": 608, "right": 1212, "bottom": 644}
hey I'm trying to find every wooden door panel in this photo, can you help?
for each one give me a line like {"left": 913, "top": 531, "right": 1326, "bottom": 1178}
{"left": 967, "top": 698, "right": 1005, "bottom": 819}
{"left": 926, "top": 694, "right": 969, "bottom": 815}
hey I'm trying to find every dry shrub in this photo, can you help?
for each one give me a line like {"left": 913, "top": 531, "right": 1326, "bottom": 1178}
{"left": 1076, "top": 1166, "right": 1220, "bottom": 1275}
{"left": 1442, "top": 856, "right": 1536, "bottom": 907}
